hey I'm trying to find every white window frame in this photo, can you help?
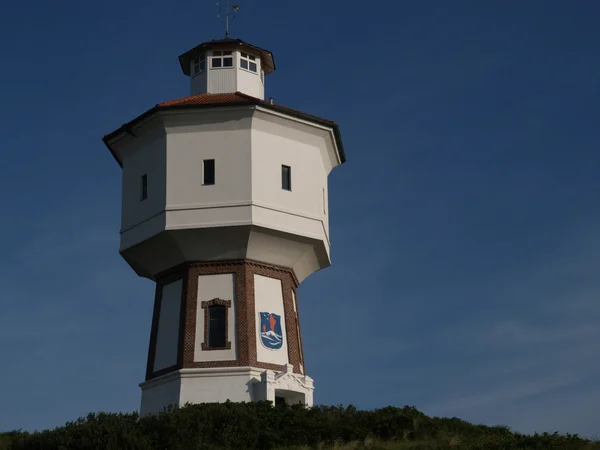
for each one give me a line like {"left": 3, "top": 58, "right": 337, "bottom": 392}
{"left": 211, "top": 50, "right": 234, "bottom": 69}
{"left": 240, "top": 52, "right": 258, "bottom": 73}
{"left": 191, "top": 53, "right": 206, "bottom": 77}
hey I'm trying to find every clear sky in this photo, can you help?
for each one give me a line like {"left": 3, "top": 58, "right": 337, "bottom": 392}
{"left": 1, "top": 0, "right": 599, "bottom": 439}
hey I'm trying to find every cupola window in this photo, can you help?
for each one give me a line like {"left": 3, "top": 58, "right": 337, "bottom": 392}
{"left": 240, "top": 52, "right": 258, "bottom": 73}
{"left": 211, "top": 50, "right": 233, "bottom": 68}
{"left": 191, "top": 53, "right": 206, "bottom": 76}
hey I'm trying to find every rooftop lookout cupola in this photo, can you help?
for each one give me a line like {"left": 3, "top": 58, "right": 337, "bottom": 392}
{"left": 178, "top": 38, "right": 275, "bottom": 99}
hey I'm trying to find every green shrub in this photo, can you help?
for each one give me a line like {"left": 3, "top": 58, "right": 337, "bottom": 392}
{"left": 1, "top": 403, "right": 598, "bottom": 449}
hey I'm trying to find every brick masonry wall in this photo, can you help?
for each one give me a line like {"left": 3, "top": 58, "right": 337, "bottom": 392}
{"left": 145, "top": 259, "right": 305, "bottom": 381}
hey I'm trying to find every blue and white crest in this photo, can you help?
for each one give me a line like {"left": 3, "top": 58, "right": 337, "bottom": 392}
{"left": 259, "top": 312, "right": 283, "bottom": 349}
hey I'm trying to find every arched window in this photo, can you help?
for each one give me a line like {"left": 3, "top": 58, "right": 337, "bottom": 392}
{"left": 201, "top": 298, "right": 231, "bottom": 350}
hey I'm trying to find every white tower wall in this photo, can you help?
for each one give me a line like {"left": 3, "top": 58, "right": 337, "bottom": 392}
{"left": 165, "top": 110, "right": 253, "bottom": 209}
{"left": 115, "top": 106, "right": 338, "bottom": 283}
{"left": 120, "top": 131, "right": 166, "bottom": 232}
{"left": 250, "top": 116, "right": 330, "bottom": 240}
{"left": 104, "top": 37, "right": 344, "bottom": 417}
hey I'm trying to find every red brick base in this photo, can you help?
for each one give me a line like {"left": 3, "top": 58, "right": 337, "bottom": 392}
{"left": 145, "top": 259, "right": 305, "bottom": 381}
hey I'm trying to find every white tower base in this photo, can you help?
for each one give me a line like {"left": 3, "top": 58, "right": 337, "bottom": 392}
{"left": 139, "top": 364, "right": 314, "bottom": 416}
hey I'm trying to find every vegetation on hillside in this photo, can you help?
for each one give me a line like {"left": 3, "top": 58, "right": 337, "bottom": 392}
{"left": 0, "top": 402, "right": 598, "bottom": 450}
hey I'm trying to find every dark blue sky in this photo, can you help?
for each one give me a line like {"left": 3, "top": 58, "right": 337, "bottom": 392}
{"left": 1, "top": 0, "right": 599, "bottom": 438}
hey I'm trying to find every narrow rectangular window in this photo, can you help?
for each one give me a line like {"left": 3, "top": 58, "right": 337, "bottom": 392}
{"left": 201, "top": 299, "right": 231, "bottom": 351}
{"left": 141, "top": 174, "right": 148, "bottom": 200}
{"left": 282, "top": 165, "right": 291, "bottom": 191}
{"left": 208, "top": 305, "right": 227, "bottom": 348}
{"left": 203, "top": 159, "right": 215, "bottom": 185}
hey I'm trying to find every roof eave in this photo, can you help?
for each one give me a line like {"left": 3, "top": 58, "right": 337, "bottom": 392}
{"left": 102, "top": 135, "right": 123, "bottom": 168}
{"left": 102, "top": 99, "right": 346, "bottom": 168}
{"left": 265, "top": 103, "right": 346, "bottom": 164}
{"left": 102, "top": 105, "right": 163, "bottom": 167}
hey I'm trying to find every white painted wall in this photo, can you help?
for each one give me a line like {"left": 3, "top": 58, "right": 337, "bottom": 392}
{"left": 115, "top": 106, "right": 341, "bottom": 282}
{"left": 245, "top": 228, "right": 328, "bottom": 284}
{"left": 254, "top": 274, "right": 289, "bottom": 366}
{"left": 207, "top": 66, "right": 236, "bottom": 94}
{"left": 139, "top": 367, "right": 314, "bottom": 415}
{"left": 121, "top": 133, "right": 166, "bottom": 232}
{"left": 119, "top": 212, "right": 165, "bottom": 251}
{"left": 251, "top": 114, "right": 330, "bottom": 240}
{"left": 180, "top": 369, "right": 257, "bottom": 404}
{"left": 153, "top": 279, "right": 183, "bottom": 372}
{"left": 194, "top": 273, "right": 237, "bottom": 362}
{"left": 260, "top": 70, "right": 265, "bottom": 99}
{"left": 139, "top": 373, "right": 181, "bottom": 416}
{"left": 165, "top": 109, "right": 253, "bottom": 211}
{"left": 190, "top": 70, "right": 208, "bottom": 96}
{"left": 237, "top": 65, "right": 261, "bottom": 99}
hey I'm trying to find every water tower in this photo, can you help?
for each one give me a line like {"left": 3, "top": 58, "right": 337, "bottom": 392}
{"left": 102, "top": 35, "right": 346, "bottom": 416}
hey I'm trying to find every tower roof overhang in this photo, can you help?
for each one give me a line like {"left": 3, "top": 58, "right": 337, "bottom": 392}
{"left": 178, "top": 38, "right": 276, "bottom": 75}
{"left": 102, "top": 92, "right": 346, "bottom": 168}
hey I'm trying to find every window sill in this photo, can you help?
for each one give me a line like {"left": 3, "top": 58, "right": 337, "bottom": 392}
{"left": 201, "top": 342, "right": 232, "bottom": 351}
{"left": 239, "top": 67, "right": 258, "bottom": 75}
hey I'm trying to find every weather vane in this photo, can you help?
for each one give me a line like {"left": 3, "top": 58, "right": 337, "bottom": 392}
{"left": 216, "top": 0, "right": 239, "bottom": 38}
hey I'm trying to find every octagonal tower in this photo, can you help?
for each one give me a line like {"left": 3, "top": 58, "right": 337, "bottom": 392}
{"left": 103, "top": 37, "right": 346, "bottom": 416}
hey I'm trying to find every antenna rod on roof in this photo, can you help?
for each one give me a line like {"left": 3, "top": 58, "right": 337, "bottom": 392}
{"left": 217, "top": 0, "right": 239, "bottom": 38}
{"left": 217, "top": 0, "right": 240, "bottom": 39}
{"left": 225, "top": 0, "right": 229, "bottom": 37}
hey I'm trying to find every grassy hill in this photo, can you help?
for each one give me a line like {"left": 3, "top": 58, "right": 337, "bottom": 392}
{"left": 1, "top": 402, "right": 598, "bottom": 449}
